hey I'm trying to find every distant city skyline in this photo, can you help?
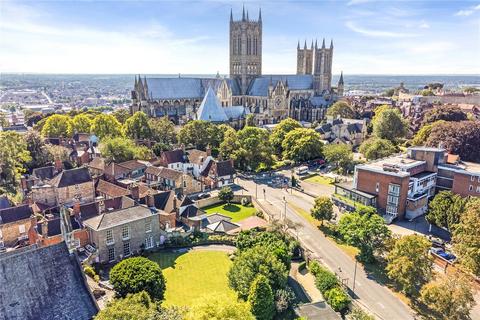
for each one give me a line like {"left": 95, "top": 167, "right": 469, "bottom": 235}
{"left": 1, "top": 0, "right": 479, "bottom": 75}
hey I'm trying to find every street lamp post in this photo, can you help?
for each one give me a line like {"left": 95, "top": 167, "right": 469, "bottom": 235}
{"left": 352, "top": 260, "right": 358, "bottom": 296}
{"left": 283, "top": 196, "right": 287, "bottom": 221}
{"left": 255, "top": 183, "right": 258, "bottom": 198}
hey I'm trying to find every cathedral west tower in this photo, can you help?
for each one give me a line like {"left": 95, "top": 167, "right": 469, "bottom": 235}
{"left": 229, "top": 6, "right": 262, "bottom": 94}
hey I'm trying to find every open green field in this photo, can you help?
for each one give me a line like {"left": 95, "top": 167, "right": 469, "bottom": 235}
{"left": 149, "top": 250, "right": 236, "bottom": 307}
{"left": 202, "top": 202, "right": 256, "bottom": 222}
{"left": 304, "top": 174, "right": 334, "bottom": 186}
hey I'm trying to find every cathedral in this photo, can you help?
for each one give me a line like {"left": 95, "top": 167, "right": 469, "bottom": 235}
{"left": 131, "top": 7, "right": 344, "bottom": 125}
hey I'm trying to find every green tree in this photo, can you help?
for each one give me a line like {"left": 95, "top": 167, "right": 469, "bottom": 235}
{"left": 426, "top": 191, "right": 467, "bottom": 230}
{"left": 422, "top": 105, "right": 468, "bottom": 126}
{"left": 0, "top": 131, "right": 31, "bottom": 193}
{"left": 218, "top": 186, "right": 234, "bottom": 204}
{"left": 67, "top": 113, "right": 92, "bottom": 136}
{"left": 91, "top": 114, "right": 122, "bottom": 139}
{"left": 177, "top": 120, "right": 213, "bottom": 150}
{"left": 123, "top": 111, "right": 152, "bottom": 140}
{"left": 338, "top": 210, "right": 391, "bottom": 263}
{"left": 420, "top": 272, "right": 476, "bottom": 320}
{"left": 420, "top": 89, "right": 434, "bottom": 96}
{"left": 219, "top": 127, "right": 240, "bottom": 160}
{"left": 371, "top": 104, "right": 390, "bottom": 123}
{"left": 0, "top": 112, "right": 8, "bottom": 127}
{"left": 95, "top": 291, "right": 155, "bottom": 320}
{"left": 324, "top": 287, "right": 351, "bottom": 312}
{"left": 24, "top": 131, "right": 50, "bottom": 170}
{"left": 411, "top": 120, "right": 445, "bottom": 146}
{"left": 282, "top": 128, "right": 323, "bottom": 163}
{"left": 248, "top": 275, "right": 275, "bottom": 320}
{"left": 245, "top": 113, "right": 255, "bottom": 127}
{"left": 326, "top": 101, "right": 356, "bottom": 119}
{"left": 100, "top": 137, "right": 153, "bottom": 162}
{"left": 112, "top": 108, "right": 131, "bottom": 124}
{"left": 310, "top": 196, "right": 334, "bottom": 226}
{"left": 41, "top": 114, "right": 71, "bottom": 138}
{"left": 359, "top": 137, "right": 397, "bottom": 160}
{"left": 269, "top": 118, "right": 302, "bottom": 155}
{"left": 386, "top": 235, "right": 432, "bottom": 296}
{"left": 349, "top": 307, "right": 375, "bottom": 320}
{"left": 235, "top": 126, "right": 273, "bottom": 171}
{"left": 323, "top": 144, "right": 353, "bottom": 174}
{"left": 313, "top": 265, "right": 339, "bottom": 293}
{"left": 185, "top": 294, "right": 254, "bottom": 320}
{"left": 149, "top": 116, "right": 177, "bottom": 147}
{"left": 453, "top": 198, "right": 480, "bottom": 276}
{"left": 228, "top": 246, "right": 288, "bottom": 299}
{"left": 109, "top": 257, "right": 166, "bottom": 300}
{"left": 372, "top": 108, "right": 408, "bottom": 142}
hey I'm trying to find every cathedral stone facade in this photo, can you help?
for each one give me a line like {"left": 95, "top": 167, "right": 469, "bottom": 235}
{"left": 131, "top": 7, "right": 344, "bottom": 125}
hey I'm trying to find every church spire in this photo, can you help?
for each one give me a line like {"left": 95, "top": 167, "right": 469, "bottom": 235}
{"left": 330, "top": 39, "right": 334, "bottom": 49}
{"left": 230, "top": 8, "right": 233, "bottom": 22}
{"left": 297, "top": 40, "right": 300, "bottom": 50}
{"left": 258, "top": 7, "right": 262, "bottom": 22}
{"left": 304, "top": 40, "right": 307, "bottom": 49}
{"left": 315, "top": 39, "right": 318, "bottom": 49}
{"left": 339, "top": 71, "right": 344, "bottom": 85}
{"left": 311, "top": 40, "right": 314, "bottom": 49}
{"left": 322, "top": 38, "right": 325, "bottom": 49}
{"left": 247, "top": 10, "right": 249, "bottom": 21}
{"left": 242, "top": 4, "right": 246, "bottom": 21}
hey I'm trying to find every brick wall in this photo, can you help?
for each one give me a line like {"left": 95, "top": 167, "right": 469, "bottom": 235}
{"left": 1, "top": 218, "right": 32, "bottom": 247}
{"left": 356, "top": 169, "right": 410, "bottom": 219}
{"left": 452, "top": 172, "right": 480, "bottom": 197}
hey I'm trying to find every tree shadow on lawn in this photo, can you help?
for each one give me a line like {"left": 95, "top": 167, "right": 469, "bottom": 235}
{"left": 222, "top": 204, "right": 240, "bottom": 212}
{"left": 148, "top": 250, "right": 188, "bottom": 270}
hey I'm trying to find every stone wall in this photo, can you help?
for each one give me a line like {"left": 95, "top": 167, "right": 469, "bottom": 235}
{"left": 1, "top": 218, "right": 32, "bottom": 247}
{"left": 196, "top": 194, "right": 252, "bottom": 208}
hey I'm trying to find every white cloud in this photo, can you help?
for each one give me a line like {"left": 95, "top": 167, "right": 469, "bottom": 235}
{"left": 345, "top": 21, "right": 417, "bottom": 38}
{"left": 454, "top": 4, "right": 480, "bottom": 16}
{"left": 419, "top": 21, "right": 430, "bottom": 29}
{"left": 347, "top": 0, "right": 376, "bottom": 6}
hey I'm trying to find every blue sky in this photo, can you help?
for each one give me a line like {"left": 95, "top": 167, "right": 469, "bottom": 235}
{"left": 1, "top": 0, "right": 479, "bottom": 74}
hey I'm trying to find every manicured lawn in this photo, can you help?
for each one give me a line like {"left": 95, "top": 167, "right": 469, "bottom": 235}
{"left": 202, "top": 202, "right": 256, "bottom": 222}
{"left": 304, "top": 174, "right": 334, "bottom": 186}
{"left": 149, "top": 250, "right": 236, "bottom": 307}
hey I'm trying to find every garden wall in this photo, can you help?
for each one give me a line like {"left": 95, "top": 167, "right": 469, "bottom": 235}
{"left": 196, "top": 195, "right": 253, "bottom": 208}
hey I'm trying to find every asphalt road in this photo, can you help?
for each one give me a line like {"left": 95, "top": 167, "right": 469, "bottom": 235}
{"left": 237, "top": 177, "right": 416, "bottom": 320}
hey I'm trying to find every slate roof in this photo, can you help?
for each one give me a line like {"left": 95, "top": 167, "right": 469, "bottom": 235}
{"left": 32, "top": 166, "right": 56, "bottom": 181}
{"left": 0, "top": 242, "right": 98, "bottom": 320}
{"left": 346, "top": 123, "right": 363, "bottom": 134}
{"left": 162, "top": 149, "right": 185, "bottom": 164}
{"left": 316, "top": 123, "right": 332, "bottom": 134}
{"left": 203, "top": 213, "right": 232, "bottom": 225}
{"left": 206, "top": 220, "right": 240, "bottom": 233}
{"left": 50, "top": 167, "right": 92, "bottom": 188}
{"left": 179, "top": 205, "right": 200, "bottom": 218}
{"left": 186, "top": 149, "right": 208, "bottom": 165}
{"left": 224, "top": 105, "right": 247, "bottom": 120}
{"left": 119, "top": 160, "right": 147, "bottom": 171}
{"left": 216, "top": 160, "right": 236, "bottom": 177}
{"left": 0, "top": 204, "right": 33, "bottom": 224}
{"left": 83, "top": 205, "right": 153, "bottom": 231}
{"left": 153, "top": 167, "right": 183, "bottom": 180}
{"left": 104, "top": 162, "right": 131, "bottom": 178}
{"left": 180, "top": 196, "right": 194, "bottom": 207}
{"left": 88, "top": 157, "right": 106, "bottom": 171}
{"left": 152, "top": 191, "right": 177, "bottom": 213}
{"left": 96, "top": 179, "right": 131, "bottom": 198}
{"left": 197, "top": 87, "right": 229, "bottom": 122}
{"left": 247, "top": 75, "right": 313, "bottom": 96}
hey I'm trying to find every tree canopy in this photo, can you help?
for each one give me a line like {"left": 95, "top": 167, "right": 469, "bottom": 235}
{"left": 100, "top": 137, "right": 153, "bottom": 163}
{"left": 0, "top": 131, "right": 31, "bottom": 194}
{"left": 372, "top": 108, "right": 408, "bottom": 142}
{"left": 248, "top": 275, "right": 275, "bottom": 320}
{"left": 123, "top": 111, "right": 152, "bottom": 140}
{"left": 67, "top": 114, "right": 92, "bottom": 136}
{"left": 269, "top": 118, "right": 302, "bottom": 155}
{"left": 185, "top": 294, "right": 254, "bottom": 320}
{"left": 234, "top": 126, "right": 273, "bottom": 171}
{"left": 91, "top": 114, "right": 123, "bottom": 139}
{"left": 326, "top": 101, "right": 356, "bottom": 119}
{"left": 411, "top": 120, "right": 446, "bottom": 146}
{"left": 338, "top": 209, "right": 391, "bottom": 263}
{"left": 219, "top": 127, "right": 240, "bottom": 160}
{"left": 359, "top": 137, "right": 397, "bottom": 160}
{"left": 420, "top": 272, "right": 475, "bottom": 320}
{"left": 386, "top": 234, "right": 432, "bottom": 296}
{"left": 24, "top": 131, "right": 50, "bottom": 171}
{"left": 218, "top": 186, "right": 234, "bottom": 204}
{"left": 95, "top": 291, "right": 156, "bottom": 320}
{"left": 177, "top": 120, "right": 227, "bottom": 150}
{"left": 149, "top": 116, "right": 177, "bottom": 147}
{"left": 282, "top": 128, "right": 323, "bottom": 163}
{"left": 323, "top": 144, "right": 354, "bottom": 174}
{"left": 425, "top": 120, "right": 480, "bottom": 162}
{"left": 422, "top": 105, "right": 468, "bottom": 126}
{"left": 453, "top": 198, "right": 480, "bottom": 277}
{"left": 109, "top": 257, "right": 166, "bottom": 300}
{"left": 228, "top": 245, "right": 288, "bottom": 299}
{"left": 426, "top": 191, "right": 467, "bottom": 230}
{"left": 112, "top": 109, "right": 132, "bottom": 124}
{"left": 41, "top": 114, "right": 71, "bottom": 138}
{"left": 310, "top": 196, "right": 334, "bottom": 226}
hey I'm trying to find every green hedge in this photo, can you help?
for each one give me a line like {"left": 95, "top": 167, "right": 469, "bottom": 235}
{"left": 324, "top": 287, "right": 351, "bottom": 312}
{"left": 314, "top": 267, "right": 339, "bottom": 294}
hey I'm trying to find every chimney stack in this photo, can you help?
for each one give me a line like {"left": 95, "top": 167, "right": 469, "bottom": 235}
{"left": 41, "top": 221, "right": 48, "bottom": 238}
{"left": 130, "top": 184, "right": 140, "bottom": 200}
{"left": 73, "top": 201, "right": 81, "bottom": 218}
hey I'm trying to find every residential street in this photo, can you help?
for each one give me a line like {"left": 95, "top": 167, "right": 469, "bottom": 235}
{"left": 236, "top": 177, "right": 416, "bottom": 320}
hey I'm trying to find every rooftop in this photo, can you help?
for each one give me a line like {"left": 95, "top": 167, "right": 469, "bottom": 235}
{"left": 83, "top": 205, "right": 154, "bottom": 230}
{"left": 356, "top": 154, "right": 425, "bottom": 177}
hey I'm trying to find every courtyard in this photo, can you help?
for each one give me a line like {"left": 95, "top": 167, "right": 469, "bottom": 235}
{"left": 149, "top": 249, "right": 236, "bottom": 307}
{"left": 202, "top": 202, "right": 257, "bottom": 222}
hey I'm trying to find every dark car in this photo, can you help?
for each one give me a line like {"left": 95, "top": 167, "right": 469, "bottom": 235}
{"left": 197, "top": 193, "right": 211, "bottom": 199}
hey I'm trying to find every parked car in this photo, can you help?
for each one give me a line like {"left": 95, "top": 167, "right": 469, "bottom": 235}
{"left": 197, "top": 193, "right": 211, "bottom": 199}
{"left": 431, "top": 247, "right": 456, "bottom": 262}
{"left": 427, "top": 235, "right": 446, "bottom": 248}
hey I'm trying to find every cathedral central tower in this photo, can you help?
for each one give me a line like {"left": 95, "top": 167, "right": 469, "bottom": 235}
{"left": 229, "top": 6, "right": 262, "bottom": 94}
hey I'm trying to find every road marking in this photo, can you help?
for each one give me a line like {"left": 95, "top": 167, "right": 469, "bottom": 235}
{"left": 377, "top": 302, "right": 386, "bottom": 309}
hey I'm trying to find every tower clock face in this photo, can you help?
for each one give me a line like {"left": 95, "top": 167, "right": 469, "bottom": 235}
{"left": 275, "top": 97, "right": 282, "bottom": 107}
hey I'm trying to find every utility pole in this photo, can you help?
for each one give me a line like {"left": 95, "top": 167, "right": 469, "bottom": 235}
{"left": 283, "top": 196, "right": 287, "bottom": 221}
{"left": 352, "top": 260, "right": 358, "bottom": 295}
{"left": 255, "top": 182, "right": 258, "bottom": 198}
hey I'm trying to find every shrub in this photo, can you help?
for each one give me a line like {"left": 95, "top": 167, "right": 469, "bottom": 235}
{"left": 255, "top": 210, "right": 265, "bottom": 219}
{"left": 308, "top": 260, "right": 322, "bottom": 276}
{"left": 274, "top": 287, "right": 297, "bottom": 313}
{"left": 314, "top": 267, "right": 339, "bottom": 294}
{"left": 324, "top": 287, "right": 351, "bottom": 312}
{"left": 83, "top": 265, "right": 97, "bottom": 279}
{"left": 248, "top": 275, "right": 276, "bottom": 320}
{"left": 241, "top": 197, "right": 250, "bottom": 206}
{"left": 110, "top": 257, "right": 166, "bottom": 300}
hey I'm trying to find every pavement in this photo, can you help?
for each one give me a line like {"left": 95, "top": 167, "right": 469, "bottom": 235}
{"left": 237, "top": 177, "right": 416, "bottom": 320}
